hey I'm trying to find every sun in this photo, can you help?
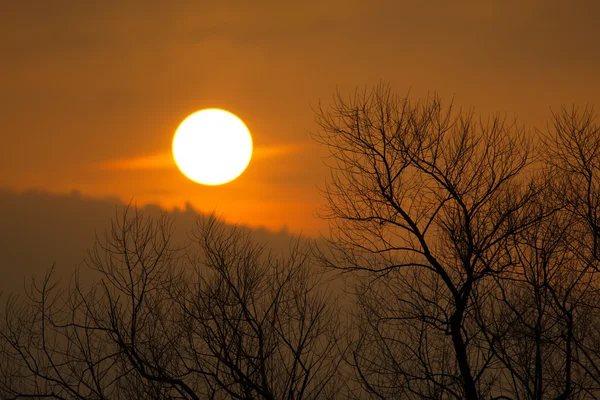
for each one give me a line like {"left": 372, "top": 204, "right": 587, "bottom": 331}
{"left": 172, "top": 109, "right": 253, "bottom": 186}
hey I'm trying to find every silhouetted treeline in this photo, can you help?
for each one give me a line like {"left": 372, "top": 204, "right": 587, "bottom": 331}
{"left": 2, "top": 86, "right": 600, "bottom": 399}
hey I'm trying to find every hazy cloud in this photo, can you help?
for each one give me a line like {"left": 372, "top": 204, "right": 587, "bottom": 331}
{"left": 96, "top": 144, "right": 302, "bottom": 171}
{"left": 0, "top": 188, "right": 310, "bottom": 295}
{"left": 98, "top": 153, "right": 175, "bottom": 171}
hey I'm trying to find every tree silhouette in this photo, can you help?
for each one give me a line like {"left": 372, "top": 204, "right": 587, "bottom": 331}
{"left": 541, "top": 106, "right": 600, "bottom": 397}
{"left": 313, "top": 85, "right": 600, "bottom": 399}
{"left": 0, "top": 208, "right": 343, "bottom": 399}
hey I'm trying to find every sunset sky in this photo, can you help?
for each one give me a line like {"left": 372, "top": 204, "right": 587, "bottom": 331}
{"left": 2, "top": 0, "right": 599, "bottom": 236}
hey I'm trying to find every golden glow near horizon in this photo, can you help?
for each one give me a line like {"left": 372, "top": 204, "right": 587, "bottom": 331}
{"left": 172, "top": 109, "right": 253, "bottom": 186}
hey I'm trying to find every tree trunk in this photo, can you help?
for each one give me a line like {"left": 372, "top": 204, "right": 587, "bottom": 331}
{"left": 450, "top": 308, "right": 478, "bottom": 400}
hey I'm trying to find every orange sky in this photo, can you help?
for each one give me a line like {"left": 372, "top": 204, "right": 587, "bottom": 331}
{"left": 1, "top": 0, "right": 599, "bottom": 236}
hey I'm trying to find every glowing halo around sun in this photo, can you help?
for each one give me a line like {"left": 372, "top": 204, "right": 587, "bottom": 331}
{"left": 172, "top": 109, "right": 253, "bottom": 186}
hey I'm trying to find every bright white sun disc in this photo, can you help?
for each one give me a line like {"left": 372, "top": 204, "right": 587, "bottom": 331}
{"left": 172, "top": 109, "right": 253, "bottom": 185}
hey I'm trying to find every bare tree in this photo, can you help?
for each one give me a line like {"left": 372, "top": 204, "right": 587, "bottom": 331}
{"left": 466, "top": 106, "right": 600, "bottom": 399}
{"left": 314, "top": 84, "right": 545, "bottom": 399}
{"left": 541, "top": 106, "right": 600, "bottom": 395}
{"left": 348, "top": 266, "right": 467, "bottom": 399}
{"left": 473, "top": 194, "right": 599, "bottom": 399}
{"left": 0, "top": 208, "right": 343, "bottom": 399}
